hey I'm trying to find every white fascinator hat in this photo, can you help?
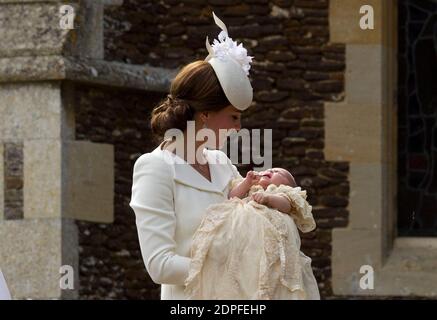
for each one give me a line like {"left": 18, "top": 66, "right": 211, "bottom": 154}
{"left": 205, "top": 12, "right": 254, "bottom": 111}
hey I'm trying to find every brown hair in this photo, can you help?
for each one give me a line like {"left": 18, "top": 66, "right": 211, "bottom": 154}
{"left": 150, "top": 60, "right": 230, "bottom": 138}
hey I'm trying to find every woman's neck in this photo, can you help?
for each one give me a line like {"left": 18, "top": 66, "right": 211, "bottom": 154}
{"left": 162, "top": 136, "right": 207, "bottom": 165}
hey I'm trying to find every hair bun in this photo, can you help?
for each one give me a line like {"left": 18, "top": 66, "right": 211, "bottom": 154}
{"left": 150, "top": 60, "right": 231, "bottom": 140}
{"left": 150, "top": 95, "right": 194, "bottom": 137}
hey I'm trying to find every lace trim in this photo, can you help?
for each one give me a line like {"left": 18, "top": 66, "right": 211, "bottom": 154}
{"left": 184, "top": 197, "right": 308, "bottom": 299}
{"left": 184, "top": 199, "right": 241, "bottom": 299}
{"left": 229, "top": 181, "right": 316, "bottom": 232}
{"left": 253, "top": 207, "right": 306, "bottom": 299}
{"left": 266, "top": 184, "right": 316, "bottom": 233}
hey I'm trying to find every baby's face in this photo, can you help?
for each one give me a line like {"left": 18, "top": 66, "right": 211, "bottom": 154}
{"left": 257, "top": 168, "right": 294, "bottom": 189}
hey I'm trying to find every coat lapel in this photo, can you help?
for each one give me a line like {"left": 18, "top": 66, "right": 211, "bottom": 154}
{"left": 205, "top": 149, "right": 234, "bottom": 193}
{"left": 153, "top": 144, "right": 232, "bottom": 194}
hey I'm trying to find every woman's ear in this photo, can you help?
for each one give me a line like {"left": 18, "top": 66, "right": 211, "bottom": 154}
{"left": 200, "top": 112, "right": 209, "bottom": 123}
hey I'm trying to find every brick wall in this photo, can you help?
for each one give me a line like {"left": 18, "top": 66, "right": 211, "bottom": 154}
{"left": 74, "top": 85, "right": 163, "bottom": 299}
{"left": 75, "top": 0, "right": 348, "bottom": 299}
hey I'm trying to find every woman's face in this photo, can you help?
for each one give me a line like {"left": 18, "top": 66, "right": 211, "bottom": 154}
{"left": 199, "top": 105, "right": 242, "bottom": 149}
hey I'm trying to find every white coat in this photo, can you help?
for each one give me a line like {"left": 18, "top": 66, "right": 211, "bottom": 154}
{"left": 129, "top": 140, "right": 241, "bottom": 299}
{"left": 0, "top": 269, "right": 11, "bottom": 300}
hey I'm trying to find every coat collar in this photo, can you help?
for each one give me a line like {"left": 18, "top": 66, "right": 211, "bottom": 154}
{"left": 152, "top": 141, "right": 233, "bottom": 195}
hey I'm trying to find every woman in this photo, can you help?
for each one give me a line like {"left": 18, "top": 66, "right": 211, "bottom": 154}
{"left": 129, "top": 13, "right": 255, "bottom": 300}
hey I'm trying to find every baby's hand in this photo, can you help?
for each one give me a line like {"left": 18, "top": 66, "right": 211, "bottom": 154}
{"left": 251, "top": 192, "right": 270, "bottom": 205}
{"left": 245, "top": 171, "right": 260, "bottom": 186}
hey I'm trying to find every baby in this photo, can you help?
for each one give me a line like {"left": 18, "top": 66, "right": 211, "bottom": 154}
{"left": 229, "top": 168, "right": 298, "bottom": 214}
{"left": 184, "top": 167, "right": 320, "bottom": 300}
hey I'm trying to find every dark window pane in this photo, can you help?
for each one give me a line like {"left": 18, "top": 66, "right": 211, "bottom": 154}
{"left": 398, "top": 0, "right": 437, "bottom": 237}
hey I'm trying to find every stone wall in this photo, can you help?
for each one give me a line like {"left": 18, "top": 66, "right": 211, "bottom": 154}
{"left": 73, "top": 84, "right": 163, "bottom": 299}
{"left": 74, "top": 0, "right": 348, "bottom": 299}
{"left": 3, "top": 143, "right": 23, "bottom": 220}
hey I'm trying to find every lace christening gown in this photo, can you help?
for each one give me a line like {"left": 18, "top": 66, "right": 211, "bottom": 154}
{"left": 184, "top": 182, "right": 320, "bottom": 300}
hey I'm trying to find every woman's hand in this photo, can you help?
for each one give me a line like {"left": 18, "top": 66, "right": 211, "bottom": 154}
{"left": 251, "top": 192, "right": 270, "bottom": 205}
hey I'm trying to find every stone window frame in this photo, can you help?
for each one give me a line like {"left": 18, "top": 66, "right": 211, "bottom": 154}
{"left": 326, "top": 0, "right": 437, "bottom": 297}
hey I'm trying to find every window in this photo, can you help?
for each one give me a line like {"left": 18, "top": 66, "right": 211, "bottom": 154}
{"left": 397, "top": 0, "right": 437, "bottom": 236}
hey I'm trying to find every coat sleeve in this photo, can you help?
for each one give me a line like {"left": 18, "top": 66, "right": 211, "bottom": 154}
{"left": 0, "top": 269, "right": 11, "bottom": 300}
{"left": 228, "top": 156, "right": 245, "bottom": 189}
{"left": 129, "top": 153, "right": 191, "bottom": 285}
